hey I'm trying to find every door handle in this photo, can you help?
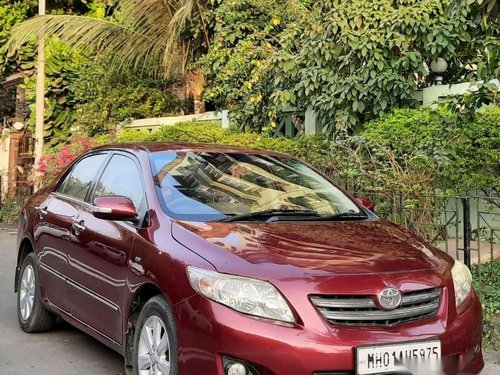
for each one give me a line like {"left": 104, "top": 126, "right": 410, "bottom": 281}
{"left": 72, "top": 221, "right": 86, "bottom": 234}
{"left": 35, "top": 206, "right": 48, "bottom": 218}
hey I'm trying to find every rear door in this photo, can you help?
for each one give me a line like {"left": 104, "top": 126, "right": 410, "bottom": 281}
{"left": 66, "top": 152, "right": 147, "bottom": 343}
{"left": 34, "top": 153, "right": 108, "bottom": 312}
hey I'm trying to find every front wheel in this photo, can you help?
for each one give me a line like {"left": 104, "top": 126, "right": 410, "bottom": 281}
{"left": 133, "top": 295, "right": 178, "bottom": 375}
{"left": 17, "top": 253, "right": 56, "bottom": 332}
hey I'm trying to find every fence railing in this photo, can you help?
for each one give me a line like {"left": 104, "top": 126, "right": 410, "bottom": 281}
{"left": 342, "top": 186, "right": 499, "bottom": 297}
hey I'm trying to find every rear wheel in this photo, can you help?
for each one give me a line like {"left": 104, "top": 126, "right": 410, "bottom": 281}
{"left": 133, "top": 295, "right": 178, "bottom": 375}
{"left": 17, "top": 253, "right": 56, "bottom": 332}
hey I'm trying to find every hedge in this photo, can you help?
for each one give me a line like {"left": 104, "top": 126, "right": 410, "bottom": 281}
{"left": 117, "top": 107, "right": 500, "bottom": 194}
{"left": 117, "top": 122, "right": 332, "bottom": 168}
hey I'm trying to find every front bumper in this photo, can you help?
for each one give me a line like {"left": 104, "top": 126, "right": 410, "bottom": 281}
{"left": 173, "top": 289, "right": 483, "bottom": 375}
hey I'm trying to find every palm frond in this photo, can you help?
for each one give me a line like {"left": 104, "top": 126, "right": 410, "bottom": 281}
{"left": 8, "top": 0, "right": 205, "bottom": 77}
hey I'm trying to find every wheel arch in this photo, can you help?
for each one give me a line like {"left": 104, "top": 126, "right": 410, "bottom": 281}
{"left": 15, "top": 236, "right": 35, "bottom": 292}
{"left": 124, "top": 282, "right": 166, "bottom": 367}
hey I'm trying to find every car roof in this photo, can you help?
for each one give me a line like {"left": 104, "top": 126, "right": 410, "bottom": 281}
{"left": 92, "top": 142, "right": 293, "bottom": 157}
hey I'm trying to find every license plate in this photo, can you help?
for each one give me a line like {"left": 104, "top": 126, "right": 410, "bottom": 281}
{"left": 356, "top": 340, "right": 441, "bottom": 375}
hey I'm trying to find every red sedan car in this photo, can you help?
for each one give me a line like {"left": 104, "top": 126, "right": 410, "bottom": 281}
{"left": 15, "top": 143, "right": 483, "bottom": 375}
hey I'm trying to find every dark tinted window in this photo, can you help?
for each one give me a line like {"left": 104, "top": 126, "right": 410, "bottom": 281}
{"left": 94, "top": 154, "right": 144, "bottom": 209}
{"left": 58, "top": 154, "right": 107, "bottom": 201}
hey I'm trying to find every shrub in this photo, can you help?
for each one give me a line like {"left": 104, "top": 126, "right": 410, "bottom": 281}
{"left": 330, "top": 107, "right": 500, "bottom": 193}
{"left": 117, "top": 121, "right": 332, "bottom": 167}
{"left": 472, "top": 259, "right": 500, "bottom": 350}
{"left": 69, "top": 63, "right": 184, "bottom": 137}
{"left": 117, "top": 106, "right": 499, "bottom": 195}
{"left": 202, "top": 0, "right": 495, "bottom": 133}
{"left": 0, "top": 196, "right": 25, "bottom": 225}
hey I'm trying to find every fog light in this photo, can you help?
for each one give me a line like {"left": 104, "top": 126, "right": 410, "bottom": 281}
{"left": 226, "top": 362, "right": 247, "bottom": 375}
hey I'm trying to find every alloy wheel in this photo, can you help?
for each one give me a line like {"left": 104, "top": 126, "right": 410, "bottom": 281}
{"left": 19, "top": 264, "right": 36, "bottom": 322}
{"left": 138, "top": 315, "right": 171, "bottom": 375}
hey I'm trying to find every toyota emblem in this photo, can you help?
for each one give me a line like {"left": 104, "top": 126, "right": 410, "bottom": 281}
{"left": 378, "top": 288, "right": 402, "bottom": 310}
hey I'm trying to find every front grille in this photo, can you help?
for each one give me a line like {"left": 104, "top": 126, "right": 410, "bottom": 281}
{"left": 310, "top": 288, "right": 441, "bottom": 327}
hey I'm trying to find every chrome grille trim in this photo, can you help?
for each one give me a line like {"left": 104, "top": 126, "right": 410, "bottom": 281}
{"left": 310, "top": 288, "right": 442, "bottom": 327}
{"left": 310, "top": 296, "right": 375, "bottom": 309}
{"left": 401, "top": 288, "right": 441, "bottom": 306}
{"left": 317, "top": 302, "right": 439, "bottom": 321}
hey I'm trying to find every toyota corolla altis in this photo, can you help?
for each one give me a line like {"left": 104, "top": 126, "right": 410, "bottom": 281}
{"left": 15, "top": 143, "right": 483, "bottom": 375}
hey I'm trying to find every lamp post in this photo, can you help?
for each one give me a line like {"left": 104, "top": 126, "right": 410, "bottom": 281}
{"left": 34, "top": 0, "right": 46, "bottom": 173}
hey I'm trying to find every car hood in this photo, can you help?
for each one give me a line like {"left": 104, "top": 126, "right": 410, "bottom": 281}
{"left": 171, "top": 219, "right": 451, "bottom": 279}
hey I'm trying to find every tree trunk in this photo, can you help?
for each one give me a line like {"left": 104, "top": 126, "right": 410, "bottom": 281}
{"left": 186, "top": 69, "right": 205, "bottom": 114}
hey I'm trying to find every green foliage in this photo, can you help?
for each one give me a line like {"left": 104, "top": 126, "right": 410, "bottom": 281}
{"left": 472, "top": 259, "right": 500, "bottom": 350}
{"left": 443, "top": 80, "right": 499, "bottom": 119}
{"left": 118, "top": 107, "right": 499, "bottom": 195}
{"left": 274, "top": 0, "right": 449, "bottom": 132}
{"left": 9, "top": 1, "right": 213, "bottom": 78}
{"left": 1, "top": 1, "right": 184, "bottom": 147}
{"left": 69, "top": 64, "right": 183, "bottom": 136}
{"left": 452, "top": 0, "right": 499, "bottom": 83}
{"left": 23, "top": 38, "right": 87, "bottom": 147}
{"left": 118, "top": 121, "right": 331, "bottom": 165}
{"left": 0, "top": 196, "right": 26, "bottom": 225}
{"left": 352, "top": 107, "right": 500, "bottom": 192}
{"left": 202, "top": 0, "right": 497, "bottom": 134}
{"left": 0, "top": 1, "right": 100, "bottom": 75}
{"left": 0, "top": 0, "right": 37, "bottom": 75}
{"left": 199, "top": 0, "right": 309, "bottom": 132}
{"left": 22, "top": 43, "right": 183, "bottom": 145}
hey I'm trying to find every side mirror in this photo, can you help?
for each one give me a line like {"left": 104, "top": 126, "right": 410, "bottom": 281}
{"left": 92, "top": 196, "right": 138, "bottom": 221}
{"left": 356, "top": 197, "right": 375, "bottom": 212}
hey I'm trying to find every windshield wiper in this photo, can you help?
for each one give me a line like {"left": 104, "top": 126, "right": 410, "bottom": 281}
{"left": 220, "top": 209, "right": 321, "bottom": 222}
{"left": 305, "top": 212, "right": 368, "bottom": 221}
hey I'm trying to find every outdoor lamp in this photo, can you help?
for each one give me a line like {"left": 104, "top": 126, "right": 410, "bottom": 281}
{"left": 430, "top": 58, "right": 448, "bottom": 85}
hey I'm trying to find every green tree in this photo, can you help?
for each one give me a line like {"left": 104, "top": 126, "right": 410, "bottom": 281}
{"left": 199, "top": 0, "right": 310, "bottom": 131}
{"left": 2, "top": 1, "right": 182, "bottom": 146}
{"left": 9, "top": 0, "right": 212, "bottom": 77}
{"left": 0, "top": 0, "right": 37, "bottom": 75}
{"left": 202, "top": 0, "right": 498, "bottom": 134}
{"left": 69, "top": 63, "right": 183, "bottom": 136}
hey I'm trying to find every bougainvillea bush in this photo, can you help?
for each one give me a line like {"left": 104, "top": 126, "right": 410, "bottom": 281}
{"left": 32, "top": 135, "right": 100, "bottom": 187}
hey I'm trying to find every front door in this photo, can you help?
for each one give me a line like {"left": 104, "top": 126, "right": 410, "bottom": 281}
{"left": 34, "top": 153, "right": 108, "bottom": 312}
{"left": 67, "top": 153, "right": 146, "bottom": 344}
{"left": 34, "top": 194, "right": 78, "bottom": 312}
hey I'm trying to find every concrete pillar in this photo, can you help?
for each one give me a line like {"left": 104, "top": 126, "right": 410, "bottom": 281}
{"left": 221, "top": 110, "right": 230, "bottom": 129}
{"left": 305, "top": 107, "right": 320, "bottom": 135}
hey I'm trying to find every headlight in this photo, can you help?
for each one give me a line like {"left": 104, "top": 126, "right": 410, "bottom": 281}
{"left": 187, "top": 266, "right": 295, "bottom": 323}
{"left": 451, "top": 260, "right": 473, "bottom": 307}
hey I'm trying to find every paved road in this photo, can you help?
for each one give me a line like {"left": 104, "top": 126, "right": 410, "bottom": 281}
{"left": 0, "top": 226, "right": 497, "bottom": 374}
{"left": 0, "top": 227, "right": 126, "bottom": 375}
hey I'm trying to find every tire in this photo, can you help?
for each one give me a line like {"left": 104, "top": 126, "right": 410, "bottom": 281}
{"left": 17, "top": 253, "right": 56, "bottom": 333}
{"left": 133, "top": 295, "right": 179, "bottom": 375}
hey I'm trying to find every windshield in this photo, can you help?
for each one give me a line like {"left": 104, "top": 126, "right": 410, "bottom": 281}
{"left": 150, "top": 151, "right": 362, "bottom": 221}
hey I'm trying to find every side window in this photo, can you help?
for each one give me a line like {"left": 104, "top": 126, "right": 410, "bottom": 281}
{"left": 58, "top": 154, "right": 107, "bottom": 201}
{"left": 94, "top": 154, "right": 144, "bottom": 209}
